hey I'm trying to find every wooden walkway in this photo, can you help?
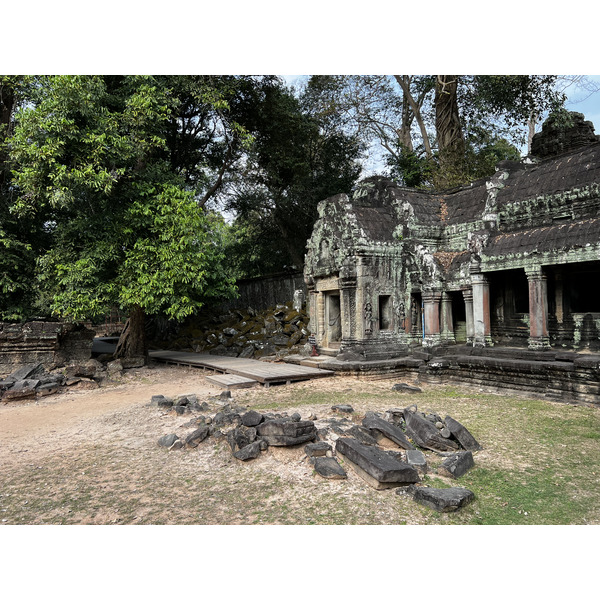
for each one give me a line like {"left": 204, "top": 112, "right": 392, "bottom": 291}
{"left": 149, "top": 350, "right": 334, "bottom": 388}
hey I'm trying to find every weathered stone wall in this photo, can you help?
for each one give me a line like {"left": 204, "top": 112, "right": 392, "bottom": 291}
{"left": 220, "top": 271, "right": 306, "bottom": 312}
{"left": 0, "top": 322, "right": 95, "bottom": 376}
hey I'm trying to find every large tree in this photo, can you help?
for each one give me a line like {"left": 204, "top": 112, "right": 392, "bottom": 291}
{"left": 226, "top": 81, "right": 362, "bottom": 275}
{"left": 8, "top": 75, "right": 238, "bottom": 358}
{"left": 304, "top": 75, "right": 566, "bottom": 189}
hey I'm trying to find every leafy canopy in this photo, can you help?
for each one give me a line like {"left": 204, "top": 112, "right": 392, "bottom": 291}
{"left": 8, "top": 75, "right": 236, "bottom": 322}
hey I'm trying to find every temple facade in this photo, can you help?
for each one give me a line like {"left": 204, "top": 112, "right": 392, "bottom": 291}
{"left": 304, "top": 112, "right": 600, "bottom": 360}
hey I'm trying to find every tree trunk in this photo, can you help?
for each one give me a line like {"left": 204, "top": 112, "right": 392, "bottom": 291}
{"left": 115, "top": 305, "right": 148, "bottom": 361}
{"left": 434, "top": 75, "right": 465, "bottom": 188}
{"left": 394, "top": 75, "right": 433, "bottom": 158}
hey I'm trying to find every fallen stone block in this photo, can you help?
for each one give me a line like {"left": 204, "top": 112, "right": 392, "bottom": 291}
{"left": 335, "top": 437, "right": 420, "bottom": 490}
{"left": 383, "top": 408, "right": 405, "bottom": 425}
{"left": 6, "top": 363, "right": 45, "bottom": 382}
{"left": 234, "top": 440, "right": 263, "bottom": 461}
{"left": 403, "top": 409, "right": 459, "bottom": 452}
{"left": 256, "top": 419, "right": 317, "bottom": 446}
{"left": 347, "top": 425, "right": 379, "bottom": 446}
{"left": 1, "top": 379, "right": 39, "bottom": 401}
{"left": 151, "top": 395, "right": 174, "bottom": 408}
{"left": 392, "top": 382, "right": 422, "bottom": 393}
{"left": 406, "top": 449, "right": 428, "bottom": 474}
{"left": 213, "top": 411, "right": 242, "bottom": 427}
{"left": 444, "top": 416, "right": 482, "bottom": 451}
{"left": 402, "top": 485, "right": 475, "bottom": 512}
{"left": 304, "top": 441, "right": 331, "bottom": 457}
{"left": 438, "top": 451, "right": 475, "bottom": 478}
{"left": 362, "top": 413, "right": 415, "bottom": 450}
{"left": 158, "top": 433, "right": 179, "bottom": 448}
{"left": 226, "top": 426, "right": 257, "bottom": 453}
{"left": 312, "top": 456, "right": 347, "bottom": 480}
{"left": 241, "top": 410, "right": 264, "bottom": 427}
{"left": 331, "top": 404, "right": 354, "bottom": 413}
{"left": 36, "top": 382, "right": 60, "bottom": 396}
{"left": 185, "top": 425, "right": 210, "bottom": 448}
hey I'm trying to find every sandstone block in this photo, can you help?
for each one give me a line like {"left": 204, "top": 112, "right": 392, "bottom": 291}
{"left": 335, "top": 437, "right": 420, "bottom": 489}
{"left": 256, "top": 419, "right": 317, "bottom": 446}
{"left": 362, "top": 413, "right": 415, "bottom": 450}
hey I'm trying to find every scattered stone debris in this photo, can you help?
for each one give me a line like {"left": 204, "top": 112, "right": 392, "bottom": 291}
{"left": 152, "top": 395, "right": 481, "bottom": 512}
{"left": 165, "top": 301, "right": 311, "bottom": 361}
{"left": 304, "top": 441, "right": 331, "bottom": 457}
{"left": 0, "top": 357, "right": 148, "bottom": 403}
{"left": 336, "top": 437, "right": 420, "bottom": 490}
{"left": 400, "top": 485, "right": 476, "bottom": 513}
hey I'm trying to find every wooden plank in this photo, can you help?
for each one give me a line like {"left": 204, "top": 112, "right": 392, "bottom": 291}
{"left": 205, "top": 374, "right": 259, "bottom": 389}
{"left": 149, "top": 350, "right": 334, "bottom": 386}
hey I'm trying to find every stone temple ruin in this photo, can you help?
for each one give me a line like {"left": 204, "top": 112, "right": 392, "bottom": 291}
{"left": 302, "top": 112, "right": 600, "bottom": 405}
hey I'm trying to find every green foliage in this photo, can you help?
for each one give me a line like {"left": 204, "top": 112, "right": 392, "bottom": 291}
{"left": 227, "top": 81, "right": 362, "bottom": 274}
{"left": 7, "top": 75, "right": 237, "bottom": 325}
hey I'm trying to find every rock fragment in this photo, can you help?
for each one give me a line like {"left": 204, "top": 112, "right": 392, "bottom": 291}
{"left": 438, "top": 451, "right": 475, "bottom": 478}
{"left": 402, "top": 485, "right": 475, "bottom": 512}
{"left": 444, "top": 415, "right": 482, "bottom": 451}
{"left": 312, "top": 457, "right": 347, "bottom": 479}
{"left": 362, "top": 413, "right": 415, "bottom": 450}
{"left": 403, "top": 409, "right": 459, "bottom": 452}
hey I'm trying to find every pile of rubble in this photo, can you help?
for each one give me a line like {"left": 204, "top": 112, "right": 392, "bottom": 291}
{"left": 163, "top": 302, "right": 310, "bottom": 360}
{"left": 0, "top": 358, "right": 143, "bottom": 402}
{"left": 154, "top": 389, "right": 482, "bottom": 513}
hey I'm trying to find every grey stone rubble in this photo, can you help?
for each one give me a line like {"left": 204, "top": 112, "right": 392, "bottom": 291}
{"left": 153, "top": 393, "right": 481, "bottom": 512}
{"left": 0, "top": 357, "right": 149, "bottom": 403}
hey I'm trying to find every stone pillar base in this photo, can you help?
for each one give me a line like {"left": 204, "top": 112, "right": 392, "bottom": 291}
{"left": 528, "top": 336, "right": 551, "bottom": 350}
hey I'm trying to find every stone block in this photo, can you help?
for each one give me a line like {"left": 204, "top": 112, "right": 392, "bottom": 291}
{"left": 233, "top": 440, "right": 263, "bottom": 461}
{"left": 392, "top": 382, "right": 422, "bottom": 393}
{"left": 362, "top": 413, "right": 415, "bottom": 450}
{"left": 406, "top": 449, "right": 428, "bottom": 474}
{"left": 256, "top": 419, "right": 317, "bottom": 446}
{"left": 185, "top": 425, "right": 210, "bottom": 448}
{"left": 241, "top": 410, "right": 264, "bottom": 427}
{"left": 404, "top": 409, "right": 459, "bottom": 452}
{"left": 312, "top": 456, "right": 347, "bottom": 480}
{"left": 347, "top": 425, "right": 379, "bottom": 446}
{"left": 158, "top": 433, "right": 179, "bottom": 448}
{"left": 439, "top": 451, "right": 475, "bottom": 478}
{"left": 444, "top": 416, "right": 482, "bottom": 451}
{"left": 331, "top": 404, "right": 354, "bottom": 413}
{"left": 403, "top": 485, "right": 475, "bottom": 512}
{"left": 304, "top": 441, "right": 331, "bottom": 457}
{"left": 226, "top": 426, "right": 257, "bottom": 453}
{"left": 335, "top": 437, "right": 420, "bottom": 489}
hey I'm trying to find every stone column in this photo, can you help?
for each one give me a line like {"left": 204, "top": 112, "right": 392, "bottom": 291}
{"left": 316, "top": 292, "right": 325, "bottom": 345}
{"left": 422, "top": 290, "right": 441, "bottom": 347}
{"left": 471, "top": 273, "right": 492, "bottom": 347}
{"left": 462, "top": 289, "right": 475, "bottom": 345}
{"left": 554, "top": 271, "right": 564, "bottom": 325}
{"left": 526, "top": 266, "right": 551, "bottom": 349}
{"left": 440, "top": 292, "right": 455, "bottom": 344}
